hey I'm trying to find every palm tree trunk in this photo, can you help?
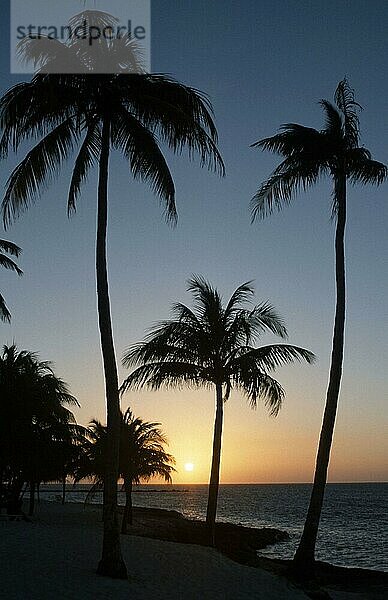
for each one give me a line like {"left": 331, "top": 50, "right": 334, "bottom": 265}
{"left": 95, "top": 117, "right": 127, "bottom": 579}
{"left": 28, "top": 480, "right": 35, "bottom": 516}
{"left": 121, "top": 478, "right": 133, "bottom": 534}
{"left": 62, "top": 474, "right": 66, "bottom": 505}
{"left": 206, "top": 383, "right": 224, "bottom": 546}
{"left": 293, "top": 174, "right": 347, "bottom": 574}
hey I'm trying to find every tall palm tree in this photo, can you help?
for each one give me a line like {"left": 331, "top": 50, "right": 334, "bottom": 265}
{"left": 0, "top": 11, "right": 223, "bottom": 577}
{"left": 78, "top": 409, "right": 175, "bottom": 534}
{"left": 120, "top": 276, "right": 315, "bottom": 544}
{"left": 251, "top": 79, "right": 387, "bottom": 572}
{"left": 0, "top": 239, "right": 22, "bottom": 321}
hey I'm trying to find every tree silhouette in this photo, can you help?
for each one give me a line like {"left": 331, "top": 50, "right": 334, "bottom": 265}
{"left": 121, "top": 276, "right": 314, "bottom": 544}
{"left": 0, "top": 239, "right": 22, "bottom": 322}
{"left": 77, "top": 409, "right": 175, "bottom": 534}
{"left": 0, "top": 10, "right": 223, "bottom": 578}
{"left": 0, "top": 344, "right": 79, "bottom": 516}
{"left": 251, "top": 79, "right": 387, "bottom": 572}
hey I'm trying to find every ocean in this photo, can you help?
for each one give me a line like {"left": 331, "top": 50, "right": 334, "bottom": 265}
{"left": 38, "top": 482, "right": 387, "bottom": 572}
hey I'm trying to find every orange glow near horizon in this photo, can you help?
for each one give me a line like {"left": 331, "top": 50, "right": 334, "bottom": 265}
{"left": 73, "top": 379, "right": 388, "bottom": 485}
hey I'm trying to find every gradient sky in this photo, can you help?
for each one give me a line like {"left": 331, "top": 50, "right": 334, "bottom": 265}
{"left": 1, "top": 0, "right": 387, "bottom": 483}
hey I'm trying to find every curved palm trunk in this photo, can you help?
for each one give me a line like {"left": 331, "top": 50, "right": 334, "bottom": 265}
{"left": 121, "top": 478, "right": 133, "bottom": 534}
{"left": 293, "top": 174, "right": 347, "bottom": 574}
{"left": 95, "top": 118, "right": 127, "bottom": 579}
{"left": 206, "top": 383, "right": 224, "bottom": 546}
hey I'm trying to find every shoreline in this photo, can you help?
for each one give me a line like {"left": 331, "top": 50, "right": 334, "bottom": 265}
{"left": 118, "top": 503, "right": 388, "bottom": 597}
{"left": 1, "top": 499, "right": 310, "bottom": 599}
{"left": 5, "top": 499, "right": 385, "bottom": 598}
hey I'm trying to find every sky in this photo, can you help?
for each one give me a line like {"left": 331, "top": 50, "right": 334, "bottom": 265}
{"left": 1, "top": 0, "right": 387, "bottom": 484}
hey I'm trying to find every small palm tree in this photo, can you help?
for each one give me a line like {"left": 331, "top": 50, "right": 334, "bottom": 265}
{"left": 0, "top": 10, "right": 223, "bottom": 577}
{"left": 251, "top": 79, "right": 387, "bottom": 572}
{"left": 120, "top": 276, "right": 315, "bottom": 544}
{"left": 119, "top": 409, "right": 175, "bottom": 533}
{"left": 78, "top": 409, "right": 175, "bottom": 534}
{"left": 0, "top": 239, "right": 22, "bottom": 322}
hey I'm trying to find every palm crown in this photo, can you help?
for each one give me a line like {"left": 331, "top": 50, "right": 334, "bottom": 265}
{"left": 119, "top": 409, "right": 175, "bottom": 484}
{"left": 77, "top": 408, "right": 175, "bottom": 531}
{"left": 121, "top": 276, "right": 315, "bottom": 414}
{"left": 79, "top": 409, "right": 175, "bottom": 485}
{"left": 251, "top": 79, "right": 387, "bottom": 220}
{"left": 0, "top": 12, "right": 224, "bottom": 227}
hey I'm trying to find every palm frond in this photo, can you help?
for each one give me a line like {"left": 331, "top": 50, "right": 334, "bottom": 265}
{"left": 187, "top": 275, "right": 224, "bottom": 328}
{"left": 122, "top": 319, "right": 208, "bottom": 368}
{"left": 2, "top": 118, "right": 78, "bottom": 228}
{"left": 248, "top": 302, "right": 288, "bottom": 338}
{"left": 347, "top": 148, "right": 388, "bottom": 185}
{"left": 0, "top": 253, "right": 23, "bottom": 275}
{"left": 117, "top": 74, "right": 225, "bottom": 175}
{"left": 17, "top": 36, "right": 80, "bottom": 73}
{"left": 0, "top": 239, "right": 23, "bottom": 275}
{"left": 0, "top": 77, "right": 77, "bottom": 157}
{"left": 252, "top": 124, "right": 322, "bottom": 157}
{"left": 0, "top": 293, "right": 11, "bottom": 322}
{"left": 319, "top": 100, "right": 343, "bottom": 138}
{"left": 111, "top": 110, "right": 176, "bottom": 223}
{"left": 68, "top": 120, "right": 101, "bottom": 215}
{"left": 0, "top": 239, "right": 22, "bottom": 257}
{"left": 229, "top": 344, "right": 315, "bottom": 373}
{"left": 170, "top": 302, "right": 203, "bottom": 329}
{"left": 224, "top": 281, "right": 254, "bottom": 321}
{"left": 251, "top": 161, "right": 322, "bottom": 221}
{"left": 120, "top": 361, "right": 204, "bottom": 394}
{"left": 334, "top": 79, "right": 361, "bottom": 148}
{"left": 67, "top": 10, "right": 119, "bottom": 33}
{"left": 233, "top": 367, "right": 285, "bottom": 415}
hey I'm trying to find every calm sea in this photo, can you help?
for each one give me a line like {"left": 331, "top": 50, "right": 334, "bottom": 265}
{"left": 38, "top": 482, "right": 387, "bottom": 572}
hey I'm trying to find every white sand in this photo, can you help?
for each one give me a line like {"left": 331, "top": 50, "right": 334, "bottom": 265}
{"left": 0, "top": 501, "right": 309, "bottom": 599}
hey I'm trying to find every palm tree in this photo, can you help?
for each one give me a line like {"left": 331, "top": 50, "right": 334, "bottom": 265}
{"left": 0, "top": 344, "right": 79, "bottom": 515}
{"left": 77, "top": 409, "right": 175, "bottom": 534}
{"left": 119, "top": 409, "right": 175, "bottom": 533}
{"left": 0, "top": 11, "right": 223, "bottom": 577}
{"left": 0, "top": 239, "right": 22, "bottom": 321}
{"left": 120, "top": 276, "right": 315, "bottom": 544}
{"left": 251, "top": 79, "right": 387, "bottom": 572}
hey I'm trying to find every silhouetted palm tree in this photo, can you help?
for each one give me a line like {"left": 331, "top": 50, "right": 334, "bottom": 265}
{"left": 0, "top": 239, "right": 22, "bottom": 322}
{"left": 119, "top": 409, "right": 175, "bottom": 533}
{"left": 121, "top": 276, "right": 315, "bottom": 544}
{"left": 0, "top": 10, "right": 223, "bottom": 577}
{"left": 251, "top": 79, "right": 387, "bottom": 572}
{"left": 0, "top": 344, "right": 78, "bottom": 515}
{"left": 78, "top": 409, "right": 175, "bottom": 534}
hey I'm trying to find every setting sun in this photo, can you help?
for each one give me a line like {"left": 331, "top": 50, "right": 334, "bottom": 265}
{"left": 184, "top": 463, "right": 194, "bottom": 472}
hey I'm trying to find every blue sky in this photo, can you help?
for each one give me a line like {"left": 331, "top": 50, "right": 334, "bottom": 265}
{"left": 1, "top": 0, "right": 387, "bottom": 482}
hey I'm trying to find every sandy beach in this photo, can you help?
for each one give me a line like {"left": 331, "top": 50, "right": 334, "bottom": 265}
{"left": 0, "top": 501, "right": 310, "bottom": 600}
{"left": 2, "top": 501, "right": 387, "bottom": 599}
